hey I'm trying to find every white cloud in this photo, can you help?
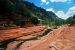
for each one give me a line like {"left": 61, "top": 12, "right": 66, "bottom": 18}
{"left": 46, "top": 6, "right": 75, "bottom": 19}
{"left": 55, "top": 6, "right": 75, "bottom": 19}
{"left": 50, "top": 0, "right": 71, "bottom": 2}
{"left": 41, "top": 0, "right": 50, "bottom": 5}
{"left": 67, "top": 6, "right": 75, "bottom": 16}
{"left": 41, "top": 0, "right": 47, "bottom": 3}
{"left": 56, "top": 11, "right": 69, "bottom": 19}
{"left": 46, "top": 2, "right": 49, "bottom": 5}
{"left": 46, "top": 8, "right": 55, "bottom": 12}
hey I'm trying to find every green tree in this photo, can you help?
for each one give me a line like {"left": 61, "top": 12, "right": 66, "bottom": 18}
{"left": 30, "top": 17, "right": 39, "bottom": 25}
{"left": 66, "top": 15, "right": 75, "bottom": 25}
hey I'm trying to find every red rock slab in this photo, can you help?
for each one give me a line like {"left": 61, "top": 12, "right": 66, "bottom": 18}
{"left": 16, "top": 35, "right": 37, "bottom": 40}
{"left": 0, "top": 26, "right": 47, "bottom": 42}
{"left": 17, "top": 26, "right": 64, "bottom": 50}
{"left": 6, "top": 41, "right": 23, "bottom": 50}
{"left": 26, "top": 25, "right": 75, "bottom": 50}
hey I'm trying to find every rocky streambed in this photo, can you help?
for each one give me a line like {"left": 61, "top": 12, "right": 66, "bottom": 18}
{"left": 0, "top": 26, "right": 52, "bottom": 50}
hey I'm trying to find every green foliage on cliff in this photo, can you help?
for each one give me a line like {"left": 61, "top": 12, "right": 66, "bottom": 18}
{"left": 0, "top": 0, "right": 64, "bottom": 27}
{"left": 66, "top": 15, "right": 75, "bottom": 25}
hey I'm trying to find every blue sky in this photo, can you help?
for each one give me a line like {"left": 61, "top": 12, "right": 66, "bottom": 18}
{"left": 26, "top": 0, "right": 75, "bottom": 19}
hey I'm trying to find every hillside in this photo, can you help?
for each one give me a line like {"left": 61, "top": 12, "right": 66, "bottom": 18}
{"left": 0, "top": 0, "right": 63, "bottom": 27}
{"left": 23, "top": 1, "right": 63, "bottom": 26}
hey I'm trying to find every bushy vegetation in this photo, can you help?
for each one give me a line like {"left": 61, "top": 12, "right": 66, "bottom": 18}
{"left": 30, "top": 17, "right": 39, "bottom": 25}
{"left": 15, "top": 20, "right": 25, "bottom": 27}
{"left": 66, "top": 15, "right": 75, "bottom": 25}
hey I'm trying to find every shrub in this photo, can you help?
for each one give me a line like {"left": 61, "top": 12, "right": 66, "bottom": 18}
{"left": 15, "top": 20, "right": 25, "bottom": 27}
{"left": 66, "top": 15, "right": 75, "bottom": 25}
{"left": 30, "top": 17, "right": 39, "bottom": 25}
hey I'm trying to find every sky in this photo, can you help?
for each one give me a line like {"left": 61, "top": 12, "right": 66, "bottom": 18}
{"left": 26, "top": 0, "right": 75, "bottom": 19}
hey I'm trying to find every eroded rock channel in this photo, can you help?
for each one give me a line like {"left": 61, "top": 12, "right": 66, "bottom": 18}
{"left": 0, "top": 26, "right": 52, "bottom": 50}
